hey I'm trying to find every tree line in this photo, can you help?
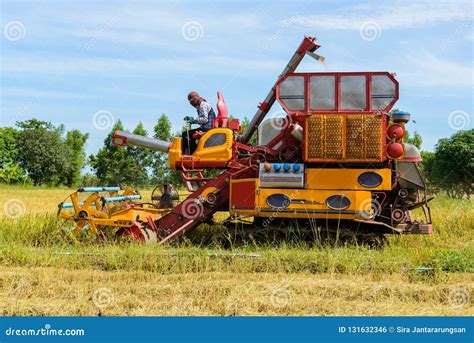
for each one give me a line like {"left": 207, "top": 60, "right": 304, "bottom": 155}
{"left": 0, "top": 116, "right": 472, "bottom": 198}
{"left": 0, "top": 115, "right": 180, "bottom": 188}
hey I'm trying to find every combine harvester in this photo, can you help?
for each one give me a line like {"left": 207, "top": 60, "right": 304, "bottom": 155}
{"left": 58, "top": 36, "right": 433, "bottom": 245}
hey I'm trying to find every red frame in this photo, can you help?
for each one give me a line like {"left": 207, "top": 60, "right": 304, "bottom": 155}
{"left": 276, "top": 72, "right": 399, "bottom": 114}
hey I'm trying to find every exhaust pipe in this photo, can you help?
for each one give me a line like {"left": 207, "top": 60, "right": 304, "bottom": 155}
{"left": 112, "top": 130, "right": 171, "bottom": 153}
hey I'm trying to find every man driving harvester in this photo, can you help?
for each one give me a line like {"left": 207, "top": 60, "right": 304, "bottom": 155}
{"left": 182, "top": 91, "right": 216, "bottom": 154}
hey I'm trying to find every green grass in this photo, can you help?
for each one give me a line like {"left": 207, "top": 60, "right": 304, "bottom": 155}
{"left": 0, "top": 196, "right": 472, "bottom": 275}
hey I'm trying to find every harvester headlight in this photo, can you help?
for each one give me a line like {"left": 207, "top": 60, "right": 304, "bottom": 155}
{"left": 326, "top": 195, "right": 351, "bottom": 210}
{"left": 358, "top": 172, "right": 383, "bottom": 188}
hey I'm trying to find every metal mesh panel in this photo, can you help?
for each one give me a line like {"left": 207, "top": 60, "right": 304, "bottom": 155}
{"left": 324, "top": 116, "right": 343, "bottom": 159}
{"left": 307, "top": 114, "right": 383, "bottom": 161}
{"left": 346, "top": 115, "right": 365, "bottom": 160}
{"left": 345, "top": 115, "right": 383, "bottom": 160}
{"left": 307, "top": 116, "right": 325, "bottom": 159}
{"left": 364, "top": 116, "right": 383, "bottom": 160}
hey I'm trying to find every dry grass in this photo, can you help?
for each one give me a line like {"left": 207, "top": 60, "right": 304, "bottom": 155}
{"left": 0, "top": 185, "right": 157, "bottom": 216}
{"left": 0, "top": 184, "right": 472, "bottom": 316}
{"left": 1, "top": 266, "right": 472, "bottom": 316}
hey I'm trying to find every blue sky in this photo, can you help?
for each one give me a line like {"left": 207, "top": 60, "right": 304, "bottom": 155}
{"left": 0, "top": 0, "right": 472, "bottom": 156}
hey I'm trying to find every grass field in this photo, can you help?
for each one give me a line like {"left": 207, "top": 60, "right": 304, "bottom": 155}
{"left": 0, "top": 185, "right": 472, "bottom": 316}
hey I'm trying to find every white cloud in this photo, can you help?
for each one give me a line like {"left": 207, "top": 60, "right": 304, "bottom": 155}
{"left": 285, "top": 1, "right": 472, "bottom": 30}
{"left": 1, "top": 54, "right": 284, "bottom": 77}
{"left": 15, "top": 3, "right": 263, "bottom": 48}
{"left": 400, "top": 50, "right": 473, "bottom": 87}
{"left": 1, "top": 87, "right": 99, "bottom": 99}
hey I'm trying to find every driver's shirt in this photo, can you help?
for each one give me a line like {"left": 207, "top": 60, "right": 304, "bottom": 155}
{"left": 195, "top": 100, "right": 216, "bottom": 130}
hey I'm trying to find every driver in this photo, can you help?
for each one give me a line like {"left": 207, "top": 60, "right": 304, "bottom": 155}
{"left": 182, "top": 91, "right": 216, "bottom": 154}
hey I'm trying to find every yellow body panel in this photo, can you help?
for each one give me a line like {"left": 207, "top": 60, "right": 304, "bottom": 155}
{"left": 306, "top": 168, "right": 392, "bottom": 190}
{"left": 89, "top": 207, "right": 166, "bottom": 227}
{"left": 167, "top": 129, "right": 233, "bottom": 170}
{"left": 79, "top": 207, "right": 169, "bottom": 227}
{"left": 201, "top": 186, "right": 219, "bottom": 197}
{"left": 193, "top": 128, "right": 233, "bottom": 162}
{"left": 229, "top": 175, "right": 376, "bottom": 220}
{"left": 168, "top": 137, "right": 182, "bottom": 170}
{"left": 256, "top": 188, "right": 372, "bottom": 219}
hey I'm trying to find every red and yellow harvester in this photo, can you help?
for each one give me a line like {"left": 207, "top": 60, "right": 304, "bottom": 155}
{"left": 60, "top": 36, "right": 432, "bottom": 244}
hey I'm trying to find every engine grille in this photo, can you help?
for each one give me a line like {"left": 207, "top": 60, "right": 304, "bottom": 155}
{"left": 306, "top": 114, "right": 384, "bottom": 162}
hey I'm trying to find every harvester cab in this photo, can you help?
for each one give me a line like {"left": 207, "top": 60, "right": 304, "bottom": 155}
{"left": 169, "top": 92, "right": 242, "bottom": 168}
{"left": 59, "top": 36, "right": 433, "bottom": 245}
{"left": 113, "top": 91, "right": 242, "bottom": 191}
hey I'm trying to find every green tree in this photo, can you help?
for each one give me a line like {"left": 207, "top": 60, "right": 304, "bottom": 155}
{"left": 152, "top": 114, "right": 181, "bottom": 186}
{"left": 404, "top": 130, "right": 422, "bottom": 150}
{"left": 0, "top": 127, "right": 19, "bottom": 166}
{"left": 127, "top": 122, "right": 152, "bottom": 187}
{"left": 15, "top": 119, "right": 71, "bottom": 185}
{"left": 241, "top": 116, "right": 257, "bottom": 146}
{"left": 0, "top": 127, "right": 28, "bottom": 184}
{"left": 64, "top": 130, "right": 89, "bottom": 187}
{"left": 419, "top": 151, "right": 438, "bottom": 194}
{"left": 89, "top": 120, "right": 137, "bottom": 186}
{"left": 0, "top": 161, "right": 28, "bottom": 184}
{"left": 16, "top": 118, "right": 56, "bottom": 131}
{"left": 431, "top": 129, "right": 473, "bottom": 199}
{"left": 81, "top": 173, "right": 100, "bottom": 187}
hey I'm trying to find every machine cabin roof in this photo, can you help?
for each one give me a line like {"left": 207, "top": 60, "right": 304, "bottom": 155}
{"left": 276, "top": 72, "right": 399, "bottom": 115}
